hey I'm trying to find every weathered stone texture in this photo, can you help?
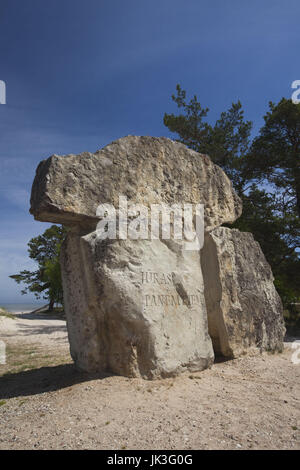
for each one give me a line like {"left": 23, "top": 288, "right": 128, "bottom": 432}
{"left": 30, "top": 135, "right": 242, "bottom": 231}
{"left": 201, "top": 227, "right": 285, "bottom": 357}
{"left": 30, "top": 136, "right": 285, "bottom": 378}
{"left": 61, "top": 233, "right": 214, "bottom": 378}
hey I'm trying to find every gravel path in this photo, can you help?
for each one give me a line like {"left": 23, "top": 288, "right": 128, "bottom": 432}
{"left": 0, "top": 313, "right": 299, "bottom": 450}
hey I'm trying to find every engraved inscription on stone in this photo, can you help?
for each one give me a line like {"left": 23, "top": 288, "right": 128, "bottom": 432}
{"left": 142, "top": 271, "right": 201, "bottom": 308}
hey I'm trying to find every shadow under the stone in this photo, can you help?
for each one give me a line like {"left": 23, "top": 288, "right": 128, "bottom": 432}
{"left": 0, "top": 364, "right": 113, "bottom": 399}
{"left": 284, "top": 333, "right": 300, "bottom": 343}
{"left": 213, "top": 354, "right": 232, "bottom": 364}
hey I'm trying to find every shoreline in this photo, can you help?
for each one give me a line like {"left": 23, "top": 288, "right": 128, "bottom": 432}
{"left": 0, "top": 304, "right": 49, "bottom": 315}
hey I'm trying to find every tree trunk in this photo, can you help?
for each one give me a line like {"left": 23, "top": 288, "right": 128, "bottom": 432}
{"left": 48, "top": 299, "right": 54, "bottom": 312}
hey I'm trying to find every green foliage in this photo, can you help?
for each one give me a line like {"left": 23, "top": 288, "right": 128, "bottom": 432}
{"left": 10, "top": 225, "right": 67, "bottom": 309}
{"left": 44, "top": 254, "right": 64, "bottom": 306}
{"left": 164, "top": 86, "right": 300, "bottom": 323}
{"left": 250, "top": 98, "right": 300, "bottom": 217}
{"left": 233, "top": 185, "right": 300, "bottom": 307}
{"left": 164, "top": 84, "right": 253, "bottom": 193}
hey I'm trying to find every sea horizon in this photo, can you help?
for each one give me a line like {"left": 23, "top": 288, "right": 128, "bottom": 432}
{"left": 0, "top": 302, "right": 47, "bottom": 313}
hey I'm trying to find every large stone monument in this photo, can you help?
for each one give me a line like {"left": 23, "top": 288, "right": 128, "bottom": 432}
{"left": 30, "top": 136, "right": 285, "bottom": 378}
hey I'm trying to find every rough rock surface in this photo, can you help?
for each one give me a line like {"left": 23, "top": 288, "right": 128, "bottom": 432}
{"left": 201, "top": 227, "right": 286, "bottom": 357}
{"left": 30, "top": 135, "right": 242, "bottom": 231}
{"left": 61, "top": 233, "right": 214, "bottom": 378}
{"left": 29, "top": 135, "right": 284, "bottom": 378}
{"left": 30, "top": 135, "right": 243, "bottom": 378}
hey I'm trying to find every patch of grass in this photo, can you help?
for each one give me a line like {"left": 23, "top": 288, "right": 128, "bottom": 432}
{"left": 0, "top": 400, "right": 6, "bottom": 406}
{"left": 0, "top": 307, "right": 15, "bottom": 319}
{"left": 22, "top": 350, "right": 36, "bottom": 356}
{"left": 18, "top": 399, "right": 28, "bottom": 406}
{"left": 0, "top": 343, "right": 71, "bottom": 378}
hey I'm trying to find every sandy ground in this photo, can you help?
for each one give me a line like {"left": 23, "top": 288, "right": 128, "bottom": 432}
{"left": 0, "top": 310, "right": 68, "bottom": 349}
{"left": 0, "top": 311, "right": 299, "bottom": 450}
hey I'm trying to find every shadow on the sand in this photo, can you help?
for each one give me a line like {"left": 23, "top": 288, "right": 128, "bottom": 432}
{"left": 0, "top": 364, "right": 112, "bottom": 399}
{"left": 16, "top": 312, "right": 65, "bottom": 321}
{"left": 17, "top": 322, "right": 67, "bottom": 336}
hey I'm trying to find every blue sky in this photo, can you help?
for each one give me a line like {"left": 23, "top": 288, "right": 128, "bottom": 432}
{"left": 0, "top": 0, "right": 299, "bottom": 303}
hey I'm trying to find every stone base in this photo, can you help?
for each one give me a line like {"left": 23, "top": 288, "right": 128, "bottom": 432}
{"left": 61, "top": 232, "right": 214, "bottom": 379}
{"left": 201, "top": 227, "right": 286, "bottom": 358}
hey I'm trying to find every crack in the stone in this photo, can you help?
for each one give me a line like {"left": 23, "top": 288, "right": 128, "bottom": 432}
{"left": 172, "top": 273, "right": 191, "bottom": 307}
